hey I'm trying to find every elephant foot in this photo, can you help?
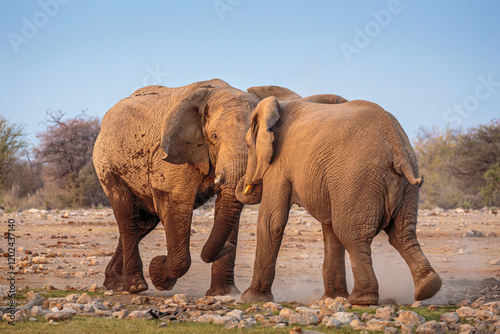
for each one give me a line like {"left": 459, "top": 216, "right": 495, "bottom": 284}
{"left": 241, "top": 287, "right": 273, "bottom": 303}
{"left": 414, "top": 270, "right": 442, "bottom": 301}
{"left": 322, "top": 288, "right": 349, "bottom": 300}
{"left": 123, "top": 274, "right": 149, "bottom": 293}
{"left": 347, "top": 291, "right": 379, "bottom": 306}
{"left": 149, "top": 255, "right": 179, "bottom": 291}
{"left": 206, "top": 284, "right": 240, "bottom": 297}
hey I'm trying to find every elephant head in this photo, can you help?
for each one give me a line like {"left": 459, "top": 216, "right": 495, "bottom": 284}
{"left": 236, "top": 97, "right": 281, "bottom": 205}
{"left": 236, "top": 93, "right": 349, "bottom": 204}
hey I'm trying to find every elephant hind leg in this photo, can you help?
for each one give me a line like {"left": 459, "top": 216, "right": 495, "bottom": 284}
{"left": 385, "top": 192, "right": 441, "bottom": 301}
{"left": 321, "top": 224, "right": 349, "bottom": 299}
{"left": 334, "top": 217, "right": 380, "bottom": 305}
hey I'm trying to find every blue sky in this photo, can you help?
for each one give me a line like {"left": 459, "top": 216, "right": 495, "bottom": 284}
{"left": 1, "top": 0, "right": 499, "bottom": 146}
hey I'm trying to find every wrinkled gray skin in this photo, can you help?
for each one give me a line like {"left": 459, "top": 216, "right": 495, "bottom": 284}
{"left": 237, "top": 96, "right": 442, "bottom": 305}
{"left": 93, "top": 79, "right": 304, "bottom": 295}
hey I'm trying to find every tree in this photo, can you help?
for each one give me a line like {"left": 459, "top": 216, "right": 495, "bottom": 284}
{"left": 451, "top": 119, "right": 500, "bottom": 195}
{"left": 413, "top": 126, "right": 461, "bottom": 209}
{"left": 35, "top": 110, "right": 99, "bottom": 179}
{"left": 482, "top": 163, "right": 500, "bottom": 207}
{"left": 0, "top": 115, "right": 27, "bottom": 190}
{"left": 34, "top": 110, "right": 107, "bottom": 208}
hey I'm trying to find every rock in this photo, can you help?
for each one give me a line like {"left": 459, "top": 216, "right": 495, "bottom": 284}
{"left": 296, "top": 306, "right": 320, "bottom": 315}
{"left": 89, "top": 284, "right": 99, "bottom": 292}
{"left": 64, "top": 303, "right": 83, "bottom": 312}
{"left": 416, "top": 320, "right": 448, "bottom": 334}
{"left": 475, "top": 309, "right": 496, "bottom": 321}
{"left": 427, "top": 305, "right": 439, "bottom": 311}
{"left": 397, "top": 311, "right": 426, "bottom": 327}
{"left": 440, "top": 312, "right": 460, "bottom": 326}
{"left": 113, "top": 310, "right": 129, "bottom": 319}
{"left": 268, "top": 315, "right": 287, "bottom": 324}
{"left": 173, "top": 294, "right": 187, "bottom": 303}
{"left": 458, "top": 324, "right": 476, "bottom": 334}
{"left": 194, "top": 314, "right": 218, "bottom": 323}
{"left": 95, "top": 309, "right": 113, "bottom": 317}
{"left": 19, "top": 292, "right": 45, "bottom": 311}
{"left": 480, "top": 301, "right": 500, "bottom": 315}
{"left": 456, "top": 306, "right": 477, "bottom": 318}
{"left": 331, "top": 312, "right": 359, "bottom": 326}
{"left": 127, "top": 310, "right": 153, "bottom": 320}
{"left": 65, "top": 294, "right": 81, "bottom": 303}
{"left": 30, "top": 306, "right": 46, "bottom": 317}
{"left": 45, "top": 285, "right": 57, "bottom": 291}
{"left": 279, "top": 308, "right": 294, "bottom": 318}
{"left": 89, "top": 301, "right": 108, "bottom": 310}
{"left": 463, "top": 230, "right": 485, "bottom": 237}
{"left": 32, "top": 256, "right": 48, "bottom": 264}
{"left": 431, "top": 207, "right": 443, "bottom": 216}
{"left": 212, "top": 315, "right": 239, "bottom": 329}
{"left": 131, "top": 296, "right": 149, "bottom": 305}
{"left": 323, "top": 298, "right": 345, "bottom": 312}
{"left": 104, "top": 290, "right": 114, "bottom": 296}
{"left": 50, "top": 307, "right": 61, "bottom": 312}
{"left": 396, "top": 322, "right": 414, "bottom": 334}
{"left": 238, "top": 317, "right": 257, "bottom": 328}
{"left": 226, "top": 309, "right": 243, "bottom": 320}
{"left": 385, "top": 327, "right": 399, "bottom": 334}
{"left": 263, "top": 301, "right": 283, "bottom": 311}
{"left": 458, "top": 248, "right": 471, "bottom": 255}
{"left": 474, "top": 320, "right": 498, "bottom": 333}
{"left": 334, "top": 297, "right": 352, "bottom": 309}
{"left": 74, "top": 272, "right": 86, "bottom": 278}
{"left": 113, "top": 302, "right": 124, "bottom": 311}
{"left": 366, "top": 319, "right": 396, "bottom": 331}
{"left": 376, "top": 306, "right": 397, "bottom": 320}
{"left": 45, "top": 312, "right": 73, "bottom": 321}
{"left": 15, "top": 308, "right": 30, "bottom": 322}
{"left": 490, "top": 259, "right": 500, "bottom": 265}
{"left": 411, "top": 301, "right": 423, "bottom": 308}
{"left": 76, "top": 293, "right": 92, "bottom": 304}
{"left": 83, "top": 304, "right": 95, "bottom": 313}
{"left": 60, "top": 308, "right": 77, "bottom": 316}
{"left": 288, "top": 311, "right": 319, "bottom": 325}
{"left": 213, "top": 295, "right": 235, "bottom": 303}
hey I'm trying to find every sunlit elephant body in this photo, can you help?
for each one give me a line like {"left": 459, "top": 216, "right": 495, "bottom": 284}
{"left": 93, "top": 79, "right": 303, "bottom": 295}
{"left": 237, "top": 96, "right": 442, "bottom": 305}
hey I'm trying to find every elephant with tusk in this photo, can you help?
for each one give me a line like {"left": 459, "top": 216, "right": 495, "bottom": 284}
{"left": 93, "top": 79, "right": 308, "bottom": 295}
{"left": 237, "top": 96, "right": 441, "bottom": 305}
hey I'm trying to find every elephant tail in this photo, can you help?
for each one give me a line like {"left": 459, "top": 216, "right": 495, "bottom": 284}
{"left": 380, "top": 110, "right": 423, "bottom": 187}
{"left": 398, "top": 160, "right": 423, "bottom": 187}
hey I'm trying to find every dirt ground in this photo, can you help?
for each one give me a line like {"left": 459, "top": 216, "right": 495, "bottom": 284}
{"left": 1, "top": 205, "right": 499, "bottom": 306}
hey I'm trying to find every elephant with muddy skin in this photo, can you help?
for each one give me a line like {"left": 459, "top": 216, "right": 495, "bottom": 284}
{"left": 237, "top": 96, "right": 442, "bottom": 305}
{"left": 93, "top": 79, "right": 309, "bottom": 295}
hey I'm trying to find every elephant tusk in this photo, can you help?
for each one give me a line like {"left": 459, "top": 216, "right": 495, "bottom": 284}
{"left": 214, "top": 174, "right": 224, "bottom": 185}
{"left": 244, "top": 184, "right": 254, "bottom": 195}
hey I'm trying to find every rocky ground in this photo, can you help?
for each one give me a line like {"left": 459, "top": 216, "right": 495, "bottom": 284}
{"left": 0, "top": 206, "right": 499, "bottom": 332}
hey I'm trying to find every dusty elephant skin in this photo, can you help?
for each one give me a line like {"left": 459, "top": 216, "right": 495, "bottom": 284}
{"left": 93, "top": 79, "right": 307, "bottom": 295}
{"left": 237, "top": 96, "right": 442, "bottom": 305}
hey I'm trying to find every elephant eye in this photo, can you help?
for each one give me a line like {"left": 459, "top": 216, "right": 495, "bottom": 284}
{"left": 211, "top": 132, "right": 218, "bottom": 141}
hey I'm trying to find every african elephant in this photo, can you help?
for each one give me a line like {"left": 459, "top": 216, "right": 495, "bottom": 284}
{"left": 93, "top": 79, "right": 304, "bottom": 295}
{"left": 237, "top": 96, "right": 442, "bottom": 305}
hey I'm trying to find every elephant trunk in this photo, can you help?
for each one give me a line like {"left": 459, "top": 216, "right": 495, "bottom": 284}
{"left": 201, "top": 150, "right": 247, "bottom": 263}
{"left": 201, "top": 188, "right": 244, "bottom": 263}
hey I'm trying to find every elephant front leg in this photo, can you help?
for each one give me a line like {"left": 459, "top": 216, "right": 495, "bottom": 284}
{"left": 206, "top": 221, "right": 240, "bottom": 296}
{"left": 321, "top": 224, "right": 349, "bottom": 299}
{"left": 149, "top": 204, "right": 193, "bottom": 291}
{"left": 241, "top": 182, "right": 291, "bottom": 303}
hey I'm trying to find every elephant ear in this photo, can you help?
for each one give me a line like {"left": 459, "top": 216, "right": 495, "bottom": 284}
{"left": 300, "top": 94, "right": 348, "bottom": 104}
{"left": 246, "top": 96, "right": 281, "bottom": 183}
{"left": 160, "top": 88, "right": 210, "bottom": 175}
{"left": 247, "top": 85, "right": 302, "bottom": 101}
